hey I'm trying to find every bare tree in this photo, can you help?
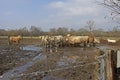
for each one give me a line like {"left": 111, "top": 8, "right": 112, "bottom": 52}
{"left": 98, "top": 0, "right": 120, "bottom": 22}
{"left": 85, "top": 20, "right": 95, "bottom": 36}
{"left": 69, "top": 28, "right": 77, "bottom": 35}
{"left": 49, "top": 28, "right": 56, "bottom": 36}
{"left": 30, "top": 26, "right": 43, "bottom": 36}
{"left": 56, "top": 27, "right": 68, "bottom": 35}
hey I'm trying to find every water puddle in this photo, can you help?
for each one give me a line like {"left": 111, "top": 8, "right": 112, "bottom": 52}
{"left": 20, "top": 45, "right": 41, "bottom": 51}
{"left": 33, "top": 53, "right": 47, "bottom": 61}
{"left": 57, "top": 61, "right": 69, "bottom": 67}
{"left": 1, "top": 53, "right": 47, "bottom": 80}
{"left": 57, "top": 55, "right": 79, "bottom": 67}
{"left": 97, "top": 46, "right": 114, "bottom": 51}
{"left": 42, "top": 76, "right": 66, "bottom": 80}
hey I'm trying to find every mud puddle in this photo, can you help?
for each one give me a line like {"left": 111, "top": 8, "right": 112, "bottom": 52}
{"left": 1, "top": 53, "right": 47, "bottom": 80}
{"left": 0, "top": 45, "right": 47, "bottom": 80}
{"left": 42, "top": 76, "right": 66, "bottom": 80}
{"left": 97, "top": 45, "right": 115, "bottom": 51}
{"left": 57, "top": 55, "right": 79, "bottom": 67}
{"left": 20, "top": 45, "right": 42, "bottom": 51}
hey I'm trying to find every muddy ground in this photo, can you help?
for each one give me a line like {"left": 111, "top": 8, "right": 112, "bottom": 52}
{"left": 0, "top": 38, "right": 120, "bottom": 80}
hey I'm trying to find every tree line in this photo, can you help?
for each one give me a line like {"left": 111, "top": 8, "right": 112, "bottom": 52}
{"left": 0, "top": 25, "right": 120, "bottom": 37}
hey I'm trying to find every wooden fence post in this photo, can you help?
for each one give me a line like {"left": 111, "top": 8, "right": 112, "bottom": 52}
{"left": 94, "top": 49, "right": 104, "bottom": 80}
{"left": 105, "top": 49, "right": 117, "bottom": 80}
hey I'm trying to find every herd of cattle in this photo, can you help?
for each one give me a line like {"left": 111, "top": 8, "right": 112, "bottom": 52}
{"left": 8, "top": 34, "right": 100, "bottom": 48}
{"left": 39, "top": 34, "right": 100, "bottom": 48}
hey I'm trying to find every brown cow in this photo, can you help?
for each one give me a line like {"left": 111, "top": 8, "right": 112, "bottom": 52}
{"left": 87, "top": 36, "right": 95, "bottom": 47}
{"left": 9, "top": 35, "right": 22, "bottom": 44}
{"left": 65, "top": 36, "right": 88, "bottom": 47}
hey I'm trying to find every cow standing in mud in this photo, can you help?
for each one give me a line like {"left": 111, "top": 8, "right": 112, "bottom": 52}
{"left": 87, "top": 36, "right": 95, "bottom": 47}
{"left": 9, "top": 35, "right": 22, "bottom": 45}
{"left": 65, "top": 36, "right": 87, "bottom": 47}
{"left": 41, "top": 34, "right": 97, "bottom": 52}
{"left": 65, "top": 34, "right": 95, "bottom": 47}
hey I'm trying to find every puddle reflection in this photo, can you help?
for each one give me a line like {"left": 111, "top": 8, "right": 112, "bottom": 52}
{"left": 20, "top": 45, "right": 41, "bottom": 51}
{"left": 1, "top": 53, "right": 47, "bottom": 80}
{"left": 57, "top": 55, "right": 79, "bottom": 67}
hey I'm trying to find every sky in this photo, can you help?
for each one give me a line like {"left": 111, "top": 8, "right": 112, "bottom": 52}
{"left": 0, "top": 0, "right": 119, "bottom": 31}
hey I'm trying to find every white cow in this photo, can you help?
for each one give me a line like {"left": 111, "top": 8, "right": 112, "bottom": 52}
{"left": 107, "top": 38, "right": 117, "bottom": 43}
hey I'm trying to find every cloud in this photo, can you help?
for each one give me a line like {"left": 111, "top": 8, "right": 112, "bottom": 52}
{"left": 49, "top": 0, "right": 100, "bottom": 16}
{"left": 50, "top": 1, "right": 65, "bottom": 8}
{"left": 42, "top": 0, "right": 108, "bottom": 30}
{"left": 0, "top": 0, "right": 117, "bottom": 30}
{"left": 42, "top": 0, "right": 118, "bottom": 30}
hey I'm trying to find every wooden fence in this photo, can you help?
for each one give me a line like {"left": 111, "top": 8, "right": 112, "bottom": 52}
{"left": 102, "top": 49, "right": 119, "bottom": 80}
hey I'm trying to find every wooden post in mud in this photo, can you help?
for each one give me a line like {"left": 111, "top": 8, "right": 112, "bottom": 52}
{"left": 105, "top": 49, "right": 117, "bottom": 80}
{"left": 94, "top": 49, "right": 105, "bottom": 80}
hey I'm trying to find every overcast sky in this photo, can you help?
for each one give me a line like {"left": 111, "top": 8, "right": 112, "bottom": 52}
{"left": 0, "top": 0, "right": 119, "bottom": 31}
